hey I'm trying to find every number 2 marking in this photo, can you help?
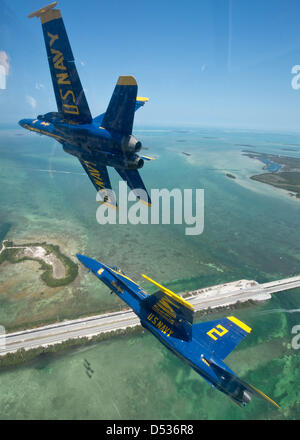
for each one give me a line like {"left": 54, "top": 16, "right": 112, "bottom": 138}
{"left": 207, "top": 324, "right": 228, "bottom": 341}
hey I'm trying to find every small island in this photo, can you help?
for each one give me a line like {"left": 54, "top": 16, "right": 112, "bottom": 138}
{"left": 243, "top": 150, "right": 300, "bottom": 198}
{"left": 226, "top": 173, "right": 236, "bottom": 179}
{"left": 0, "top": 240, "right": 78, "bottom": 287}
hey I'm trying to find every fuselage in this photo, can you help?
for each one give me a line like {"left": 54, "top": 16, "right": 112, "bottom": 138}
{"left": 18, "top": 116, "right": 144, "bottom": 171}
{"left": 76, "top": 254, "right": 271, "bottom": 407}
{"left": 140, "top": 315, "right": 235, "bottom": 393}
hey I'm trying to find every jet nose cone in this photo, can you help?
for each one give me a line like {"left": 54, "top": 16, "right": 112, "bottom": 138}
{"left": 18, "top": 118, "right": 31, "bottom": 128}
{"left": 18, "top": 119, "right": 26, "bottom": 127}
{"left": 76, "top": 253, "right": 89, "bottom": 265}
{"left": 76, "top": 254, "right": 102, "bottom": 272}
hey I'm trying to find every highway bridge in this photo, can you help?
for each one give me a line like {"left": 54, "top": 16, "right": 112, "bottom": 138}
{"left": 1, "top": 275, "right": 299, "bottom": 355}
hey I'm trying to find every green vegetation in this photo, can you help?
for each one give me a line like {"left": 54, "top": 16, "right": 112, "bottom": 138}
{"left": 226, "top": 173, "right": 236, "bottom": 179}
{"left": 0, "top": 241, "right": 78, "bottom": 287}
{"left": 0, "top": 247, "right": 18, "bottom": 264}
{"left": 251, "top": 172, "right": 300, "bottom": 198}
{"left": 40, "top": 243, "right": 78, "bottom": 287}
{"left": 243, "top": 150, "right": 300, "bottom": 198}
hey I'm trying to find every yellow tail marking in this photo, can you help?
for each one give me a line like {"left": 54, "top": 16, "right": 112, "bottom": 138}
{"left": 141, "top": 274, "right": 194, "bottom": 311}
{"left": 28, "top": 2, "right": 57, "bottom": 18}
{"left": 142, "top": 155, "right": 155, "bottom": 161}
{"left": 136, "top": 97, "right": 149, "bottom": 102}
{"left": 227, "top": 316, "right": 252, "bottom": 333}
{"left": 117, "top": 76, "right": 137, "bottom": 86}
{"left": 28, "top": 2, "right": 61, "bottom": 24}
{"left": 207, "top": 324, "right": 228, "bottom": 341}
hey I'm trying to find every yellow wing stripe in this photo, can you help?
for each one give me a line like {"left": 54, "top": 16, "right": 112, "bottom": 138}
{"left": 141, "top": 155, "right": 155, "bottom": 161}
{"left": 136, "top": 97, "right": 149, "bottom": 102}
{"left": 139, "top": 199, "right": 152, "bottom": 207}
{"left": 227, "top": 316, "right": 252, "bottom": 333}
{"left": 251, "top": 385, "right": 280, "bottom": 409}
{"left": 108, "top": 267, "right": 136, "bottom": 284}
{"left": 142, "top": 274, "right": 194, "bottom": 311}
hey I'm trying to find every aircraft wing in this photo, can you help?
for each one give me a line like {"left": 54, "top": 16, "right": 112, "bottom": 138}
{"left": 102, "top": 76, "right": 138, "bottom": 135}
{"left": 79, "top": 159, "right": 116, "bottom": 207}
{"left": 29, "top": 2, "right": 92, "bottom": 124}
{"left": 115, "top": 168, "right": 151, "bottom": 206}
{"left": 206, "top": 357, "right": 280, "bottom": 408}
{"left": 76, "top": 254, "right": 148, "bottom": 314}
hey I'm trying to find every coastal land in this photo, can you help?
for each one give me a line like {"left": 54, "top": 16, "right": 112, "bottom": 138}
{"left": 243, "top": 150, "right": 300, "bottom": 198}
{"left": 0, "top": 240, "right": 78, "bottom": 287}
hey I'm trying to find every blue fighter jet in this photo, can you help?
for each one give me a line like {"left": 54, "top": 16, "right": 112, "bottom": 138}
{"left": 76, "top": 254, "right": 280, "bottom": 408}
{"left": 19, "top": 2, "right": 153, "bottom": 207}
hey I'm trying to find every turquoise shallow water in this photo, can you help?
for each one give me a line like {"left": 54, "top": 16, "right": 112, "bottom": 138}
{"left": 0, "top": 125, "right": 299, "bottom": 419}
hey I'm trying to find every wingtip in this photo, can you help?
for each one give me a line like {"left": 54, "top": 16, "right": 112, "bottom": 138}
{"left": 250, "top": 385, "right": 280, "bottom": 409}
{"left": 136, "top": 97, "right": 149, "bottom": 102}
{"left": 117, "top": 76, "right": 137, "bottom": 86}
{"left": 28, "top": 1, "right": 58, "bottom": 18}
{"left": 138, "top": 198, "right": 152, "bottom": 207}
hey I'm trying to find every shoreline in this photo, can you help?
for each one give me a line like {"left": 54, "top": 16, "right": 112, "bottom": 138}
{"left": 243, "top": 150, "right": 300, "bottom": 199}
{"left": 0, "top": 240, "right": 78, "bottom": 287}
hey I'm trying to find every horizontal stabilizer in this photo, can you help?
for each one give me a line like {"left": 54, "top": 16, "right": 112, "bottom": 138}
{"left": 102, "top": 76, "right": 138, "bottom": 135}
{"left": 193, "top": 316, "right": 251, "bottom": 360}
{"left": 115, "top": 168, "right": 151, "bottom": 206}
{"left": 93, "top": 97, "right": 149, "bottom": 126}
{"left": 135, "top": 97, "right": 149, "bottom": 111}
{"left": 140, "top": 155, "right": 155, "bottom": 161}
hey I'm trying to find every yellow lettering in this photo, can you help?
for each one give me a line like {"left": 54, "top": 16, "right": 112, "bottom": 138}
{"left": 48, "top": 32, "right": 59, "bottom": 47}
{"left": 57, "top": 73, "right": 71, "bottom": 85}
{"left": 156, "top": 297, "right": 177, "bottom": 319}
{"left": 50, "top": 48, "right": 63, "bottom": 63}
{"left": 59, "top": 88, "right": 75, "bottom": 103}
{"left": 54, "top": 56, "right": 66, "bottom": 70}
{"left": 63, "top": 104, "right": 79, "bottom": 115}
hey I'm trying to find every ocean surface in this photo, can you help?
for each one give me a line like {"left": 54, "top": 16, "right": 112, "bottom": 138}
{"left": 0, "top": 124, "right": 299, "bottom": 419}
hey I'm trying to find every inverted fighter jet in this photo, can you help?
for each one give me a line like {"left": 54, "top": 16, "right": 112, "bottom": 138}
{"left": 76, "top": 253, "right": 280, "bottom": 408}
{"left": 19, "top": 2, "right": 153, "bottom": 207}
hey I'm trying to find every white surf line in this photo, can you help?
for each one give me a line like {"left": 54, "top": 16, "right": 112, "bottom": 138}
{"left": 37, "top": 169, "right": 85, "bottom": 175}
{"left": 1, "top": 166, "right": 85, "bottom": 175}
{"left": 257, "top": 308, "right": 300, "bottom": 315}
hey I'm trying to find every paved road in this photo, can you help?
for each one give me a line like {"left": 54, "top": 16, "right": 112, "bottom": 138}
{"left": 1, "top": 311, "right": 139, "bottom": 354}
{"left": 1, "top": 276, "right": 299, "bottom": 355}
